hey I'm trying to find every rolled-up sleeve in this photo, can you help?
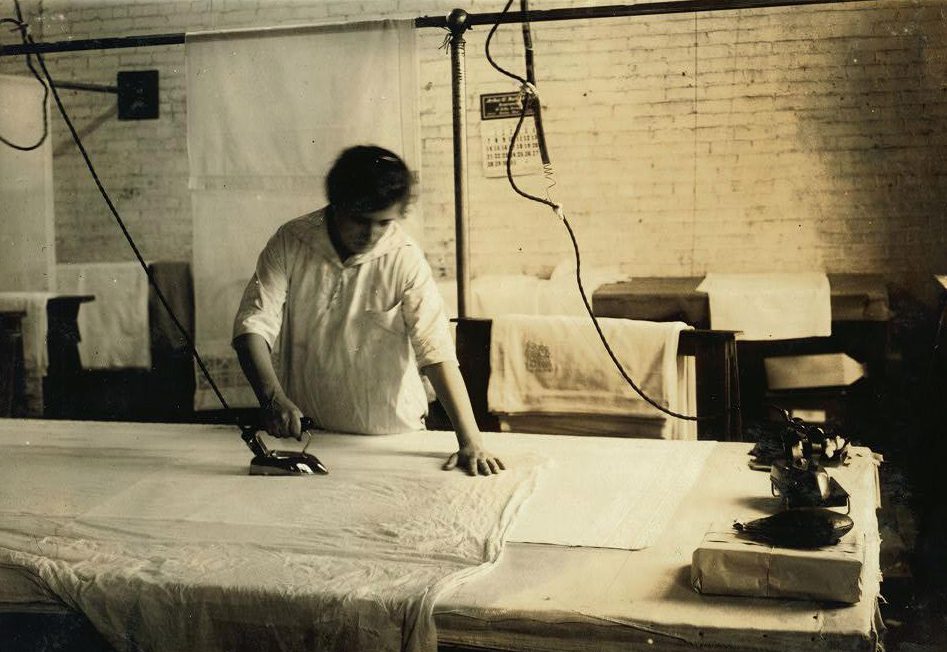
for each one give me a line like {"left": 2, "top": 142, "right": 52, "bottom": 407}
{"left": 232, "top": 229, "right": 289, "bottom": 349}
{"left": 400, "top": 248, "right": 458, "bottom": 369}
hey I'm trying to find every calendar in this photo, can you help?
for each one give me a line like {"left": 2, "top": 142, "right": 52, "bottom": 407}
{"left": 480, "top": 92, "right": 542, "bottom": 178}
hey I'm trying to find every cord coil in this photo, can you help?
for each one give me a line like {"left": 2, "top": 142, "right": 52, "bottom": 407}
{"left": 0, "top": 6, "right": 48, "bottom": 151}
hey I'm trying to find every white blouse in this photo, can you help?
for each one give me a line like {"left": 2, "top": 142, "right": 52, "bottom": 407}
{"left": 233, "top": 208, "right": 456, "bottom": 434}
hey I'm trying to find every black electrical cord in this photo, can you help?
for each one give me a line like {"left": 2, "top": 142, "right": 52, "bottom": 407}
{"left": 0, "top": 4, "right": 49, "bottom": 151}
{"left": 519, "top": 0, "right": 550, "bottom": 166}
{"left": 18, "top": 12, "right": 236, "bottom": 421}
{"left": 484, "top": 0, "right": 529, "bottom": 87}
{"left": 485, "top": 1, "right": 735, "bottom": 424}
{"left": 505, "top": 100, "right": 705, "bottom": 422}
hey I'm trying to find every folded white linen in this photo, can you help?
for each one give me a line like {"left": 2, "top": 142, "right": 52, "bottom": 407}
{"left": 58, "top": 262, "right": 151, "bottom": 369}
{"left": 468, "top": 265, "right": 629, "bottom": 319}
{"left": 496, "top": 412, "right": 667, "bottom": 439}
{"left": 508, "top": 436, "right": 716, "bottom": 549}
{"left": 542, "top": 259, "right": 628, "bottom": 316}
{"left": 488, "top": 315, "right": 695, "bottom": 439}
{"left": 697, "top": 272, "right": 831, "bottom": 341}
{"left": 470, "top": 274, "right": 545, "bottom": 317}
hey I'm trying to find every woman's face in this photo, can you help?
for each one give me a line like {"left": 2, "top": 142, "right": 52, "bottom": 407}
{"left": 333, "top": 203, "right": 403, "bottom": 255}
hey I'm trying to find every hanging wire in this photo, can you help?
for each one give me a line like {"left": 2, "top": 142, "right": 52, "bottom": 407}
{"left": 484, "top": 0, "right": 529, "bottom": 87}
{"left": 0, "top": 4, "right": 49, "bottom": 151}
{"left": 484, "top": 1, "right": 737, "bottom": 424}
{"left": 438, "top": 26, "right": 453, "bottom": 51}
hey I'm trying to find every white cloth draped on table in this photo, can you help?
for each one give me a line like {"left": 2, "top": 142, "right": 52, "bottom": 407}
{"left": 0, "top": 421, "right": 542, "bottom": 652}
{"left": 470, "top": 274, "right": 546, "bottom": 317}
{"left": 0, "top": 292, "right": 52, "bottom": 415}
{"left": 697, "top": 273, "right": 831, "bottom": 341}
{"left": 488, "top": 315, "right": 696, "bottom": 440}
{"left": 186, "top": 19, "right": 420, "bottom": 409}
{"left": 0, "top": 292, "right": 51, "bottom": 376}
{"left": 463, "top": 262, "right": 628, "bottom": 321}
{"left": 57, "top": 262, "right": 151, "bottom": 369}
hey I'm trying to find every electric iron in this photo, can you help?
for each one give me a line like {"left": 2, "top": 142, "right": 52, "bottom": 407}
{"left": 766, "top": 407, "right": 850, "bottom": 510}
{"left": 734, "top": 507, "right": 854, "bottom": 549}
{"left": 241, "top": 416, "right": 328, "bottom": 476}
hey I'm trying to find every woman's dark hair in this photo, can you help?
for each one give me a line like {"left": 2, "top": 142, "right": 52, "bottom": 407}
{"left": 325, "top": 145, "right": 412, "bottom": 213}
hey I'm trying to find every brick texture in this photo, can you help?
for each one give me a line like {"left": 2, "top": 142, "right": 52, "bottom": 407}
{"left": 2, "top": 0, "right": 944, "bottom": 295}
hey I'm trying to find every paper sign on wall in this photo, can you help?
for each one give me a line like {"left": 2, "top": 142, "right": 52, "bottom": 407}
{"left": 480, "top": 92, "right": 541, "bottom": 178}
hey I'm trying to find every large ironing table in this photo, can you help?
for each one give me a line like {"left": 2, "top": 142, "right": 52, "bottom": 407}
{"left": 0, "top": 419, "right": 881, "bottom": 651}
{"left": 435, "top": 441, "right": 882, "bottom": 652}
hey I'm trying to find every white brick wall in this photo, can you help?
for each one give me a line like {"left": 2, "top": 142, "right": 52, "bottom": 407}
{"left": 1, "top": 0, "right": 944, "bottom": 295}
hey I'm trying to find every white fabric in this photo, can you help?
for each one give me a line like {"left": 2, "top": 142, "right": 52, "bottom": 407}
{"left": 436, "top": 280, "right": 459, "bottom": 319}
{"left": 0, "top": 420, "right": 542, "bottom": 652}
{"left": 186, "top": 20, "right": 420, "bottom": 410}
{"left": 57, "top": 262, "right": 151, "bottom": 369}
{"left": 509, "top": 437, "right": 715, "bottom": 549}
{"left": 0, "top": 75, "right": 56, "bottom": 293}
{"left": 234, "top": 209, "right": 456, "bottom": 435}
{"left": 697, "top": 273, "right": 831, "bottom": 341}
{"left": 544, "top": 258, "right": 628, "bottom": 316}
{"left": 468, "top": 266, "right": 628, "bottom": 319}
{"left": 470, "top": 274, "right": 545, "bottom": 317}
{"left": 496, "top": 412, "right": 671, "bottom": 439}
{"left": 488, "top": 315, "right": 695, "bottom": 440}
{"left": 186, "top": 20, "right": 419, "bottom": 190}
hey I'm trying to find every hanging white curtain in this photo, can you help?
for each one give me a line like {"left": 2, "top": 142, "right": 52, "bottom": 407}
{"left": 186, "top": 20, "right": 420, "bottom": 409}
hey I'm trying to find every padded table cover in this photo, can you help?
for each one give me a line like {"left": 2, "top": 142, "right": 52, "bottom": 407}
{"left": 0, "top": 420, "right": 543, "bottom": 652}
{"left": 0, "top": 421, "right": 881, "bottom": 652}
{"left": 435, "top": 442, "right": 882, "bottom": 652}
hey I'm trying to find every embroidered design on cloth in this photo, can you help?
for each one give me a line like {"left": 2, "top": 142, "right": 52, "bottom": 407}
{"left": 525, "top": 340, "right": 552, "bottom": 372}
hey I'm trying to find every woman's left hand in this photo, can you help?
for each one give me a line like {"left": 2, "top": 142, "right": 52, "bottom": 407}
{"left": 443, "top": 446, "right": 505, "bottom": 476}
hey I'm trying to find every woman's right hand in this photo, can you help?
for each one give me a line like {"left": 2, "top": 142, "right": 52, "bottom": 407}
{"left": 262, "top": 393, "right": 304, "bottom": 440}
